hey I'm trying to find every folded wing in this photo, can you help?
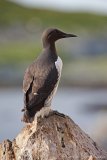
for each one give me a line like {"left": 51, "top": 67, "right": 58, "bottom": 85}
{"left": 23, "top": 63, "right": 58, "bottom": 113}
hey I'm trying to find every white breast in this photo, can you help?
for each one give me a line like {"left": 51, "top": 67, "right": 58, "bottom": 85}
{"left": 55, "top": 56, "right": 63, "bottom": 77}
{"left": 44, "top": 56, "right": 63, "bottom": 107}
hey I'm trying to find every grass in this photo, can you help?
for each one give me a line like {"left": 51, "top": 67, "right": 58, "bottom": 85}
{"left": 0, "top": 0, "right": 107, "bottom": 74}
{"left": 0, "top": 41, "right": 41, "bottom": 64}
{"left": 0, "top": 0, "right": 107, "bottom": 32}
{"left": 61, "top": 56, "right": 107, "bottom": 87}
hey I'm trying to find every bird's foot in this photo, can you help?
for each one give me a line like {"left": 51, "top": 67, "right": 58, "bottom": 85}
{"left": 45, "top": 110, "right": 65, "bottom": 118}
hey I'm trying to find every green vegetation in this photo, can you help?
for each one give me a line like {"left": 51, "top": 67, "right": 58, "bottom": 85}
{"left": 63, "top": 57, "right": 107, "bottom": 87}
{"left": 0, "top": 41, "right": 41, "bottom": 64}
{"left": 0, "top": 1, "right": 107, "bottom": 86}
{"left": 0, "top": 0, "right": 107, "bottom": 32}
{"left": 0, "top": 0, "right": 107, "bottom": 66}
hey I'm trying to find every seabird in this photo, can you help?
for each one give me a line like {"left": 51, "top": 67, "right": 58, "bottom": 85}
{"left": 22, "top": 28, "right": 77, "bottom": 123}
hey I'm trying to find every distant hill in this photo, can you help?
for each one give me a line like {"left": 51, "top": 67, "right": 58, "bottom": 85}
{"left": 0, "top": 0, "right": 107, "bottom": 32}
{"left": 0, "top": 1, "right": 107, "bottom": 87}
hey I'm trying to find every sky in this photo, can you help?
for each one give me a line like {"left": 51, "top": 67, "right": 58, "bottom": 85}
{"left": 9, "top": 0, "right": 107, "bottom": 14}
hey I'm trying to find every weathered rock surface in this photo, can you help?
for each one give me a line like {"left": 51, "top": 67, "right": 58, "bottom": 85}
{"left": 0, "top": 111, "right": 107, "bottom": 160}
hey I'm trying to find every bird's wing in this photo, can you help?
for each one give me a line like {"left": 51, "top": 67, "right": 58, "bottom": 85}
{"left": 23, "top": 63, "right": 58, "bottom": 110}
{"left": 23, "top": 66, "right": 34, "bottom": 93}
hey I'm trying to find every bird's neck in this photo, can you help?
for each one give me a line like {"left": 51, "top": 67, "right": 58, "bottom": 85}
{"left": 43, "top": 42, "right": 57, "bottom": 58}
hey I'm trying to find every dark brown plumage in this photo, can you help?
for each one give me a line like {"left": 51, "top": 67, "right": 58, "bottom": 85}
{"left": 22, "top": 28, "right": 77, "bottom": 123}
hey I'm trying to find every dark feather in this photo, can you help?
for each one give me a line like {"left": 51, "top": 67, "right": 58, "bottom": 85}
{"left": 23, "top": 59, "right": 58, "bottom": 117}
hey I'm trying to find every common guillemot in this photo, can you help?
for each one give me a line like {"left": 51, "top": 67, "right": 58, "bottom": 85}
{"left": 22, "top": 28, "right": 77, "bottom": 123}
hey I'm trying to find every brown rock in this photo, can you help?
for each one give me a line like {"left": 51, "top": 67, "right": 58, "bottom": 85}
{"left": 0, "top": 111, "right": 107, "bottom": 160}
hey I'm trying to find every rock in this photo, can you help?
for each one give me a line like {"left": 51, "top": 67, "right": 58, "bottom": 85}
{"left": 91, "top": 111, "right": 107, "bottom": 150}
{"left": 0, "top": 111, "right": 107, "bottom": 160}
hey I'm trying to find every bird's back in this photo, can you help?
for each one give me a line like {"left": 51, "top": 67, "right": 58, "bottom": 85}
{"left": 22, "top": 52, "right": 60, "bottom": 122}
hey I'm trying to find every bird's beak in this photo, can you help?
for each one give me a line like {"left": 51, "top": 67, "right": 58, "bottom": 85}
{"left": 62, "top": 33, "right": 77, "bottom": 38}
{"left": 55, "top": 30, "right": 77, "bottom": 41}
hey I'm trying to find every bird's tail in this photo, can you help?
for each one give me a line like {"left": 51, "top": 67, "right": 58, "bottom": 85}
{"left": 21, "top": 108, "right": 34, "bottom": 123}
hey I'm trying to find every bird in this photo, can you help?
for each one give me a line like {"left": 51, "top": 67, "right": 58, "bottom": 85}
{"left": 22, "top": 28, "right": 77, "bottom": 123}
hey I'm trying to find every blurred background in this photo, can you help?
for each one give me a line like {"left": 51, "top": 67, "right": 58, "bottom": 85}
{"left": 0, "top": 0, "right": 107, "bottom": 151}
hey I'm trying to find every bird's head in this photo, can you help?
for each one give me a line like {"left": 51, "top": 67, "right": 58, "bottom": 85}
{"left": 42, "top": 28, "right": 77, "bottom": 48}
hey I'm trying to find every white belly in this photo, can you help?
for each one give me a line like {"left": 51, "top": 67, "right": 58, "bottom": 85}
{"left": 44, "top": 56, "right": 63, "bottom": 107}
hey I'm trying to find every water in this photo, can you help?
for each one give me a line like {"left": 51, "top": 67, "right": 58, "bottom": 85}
{"left": 0, "top": 87, "right": 107, "bottom": 144}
